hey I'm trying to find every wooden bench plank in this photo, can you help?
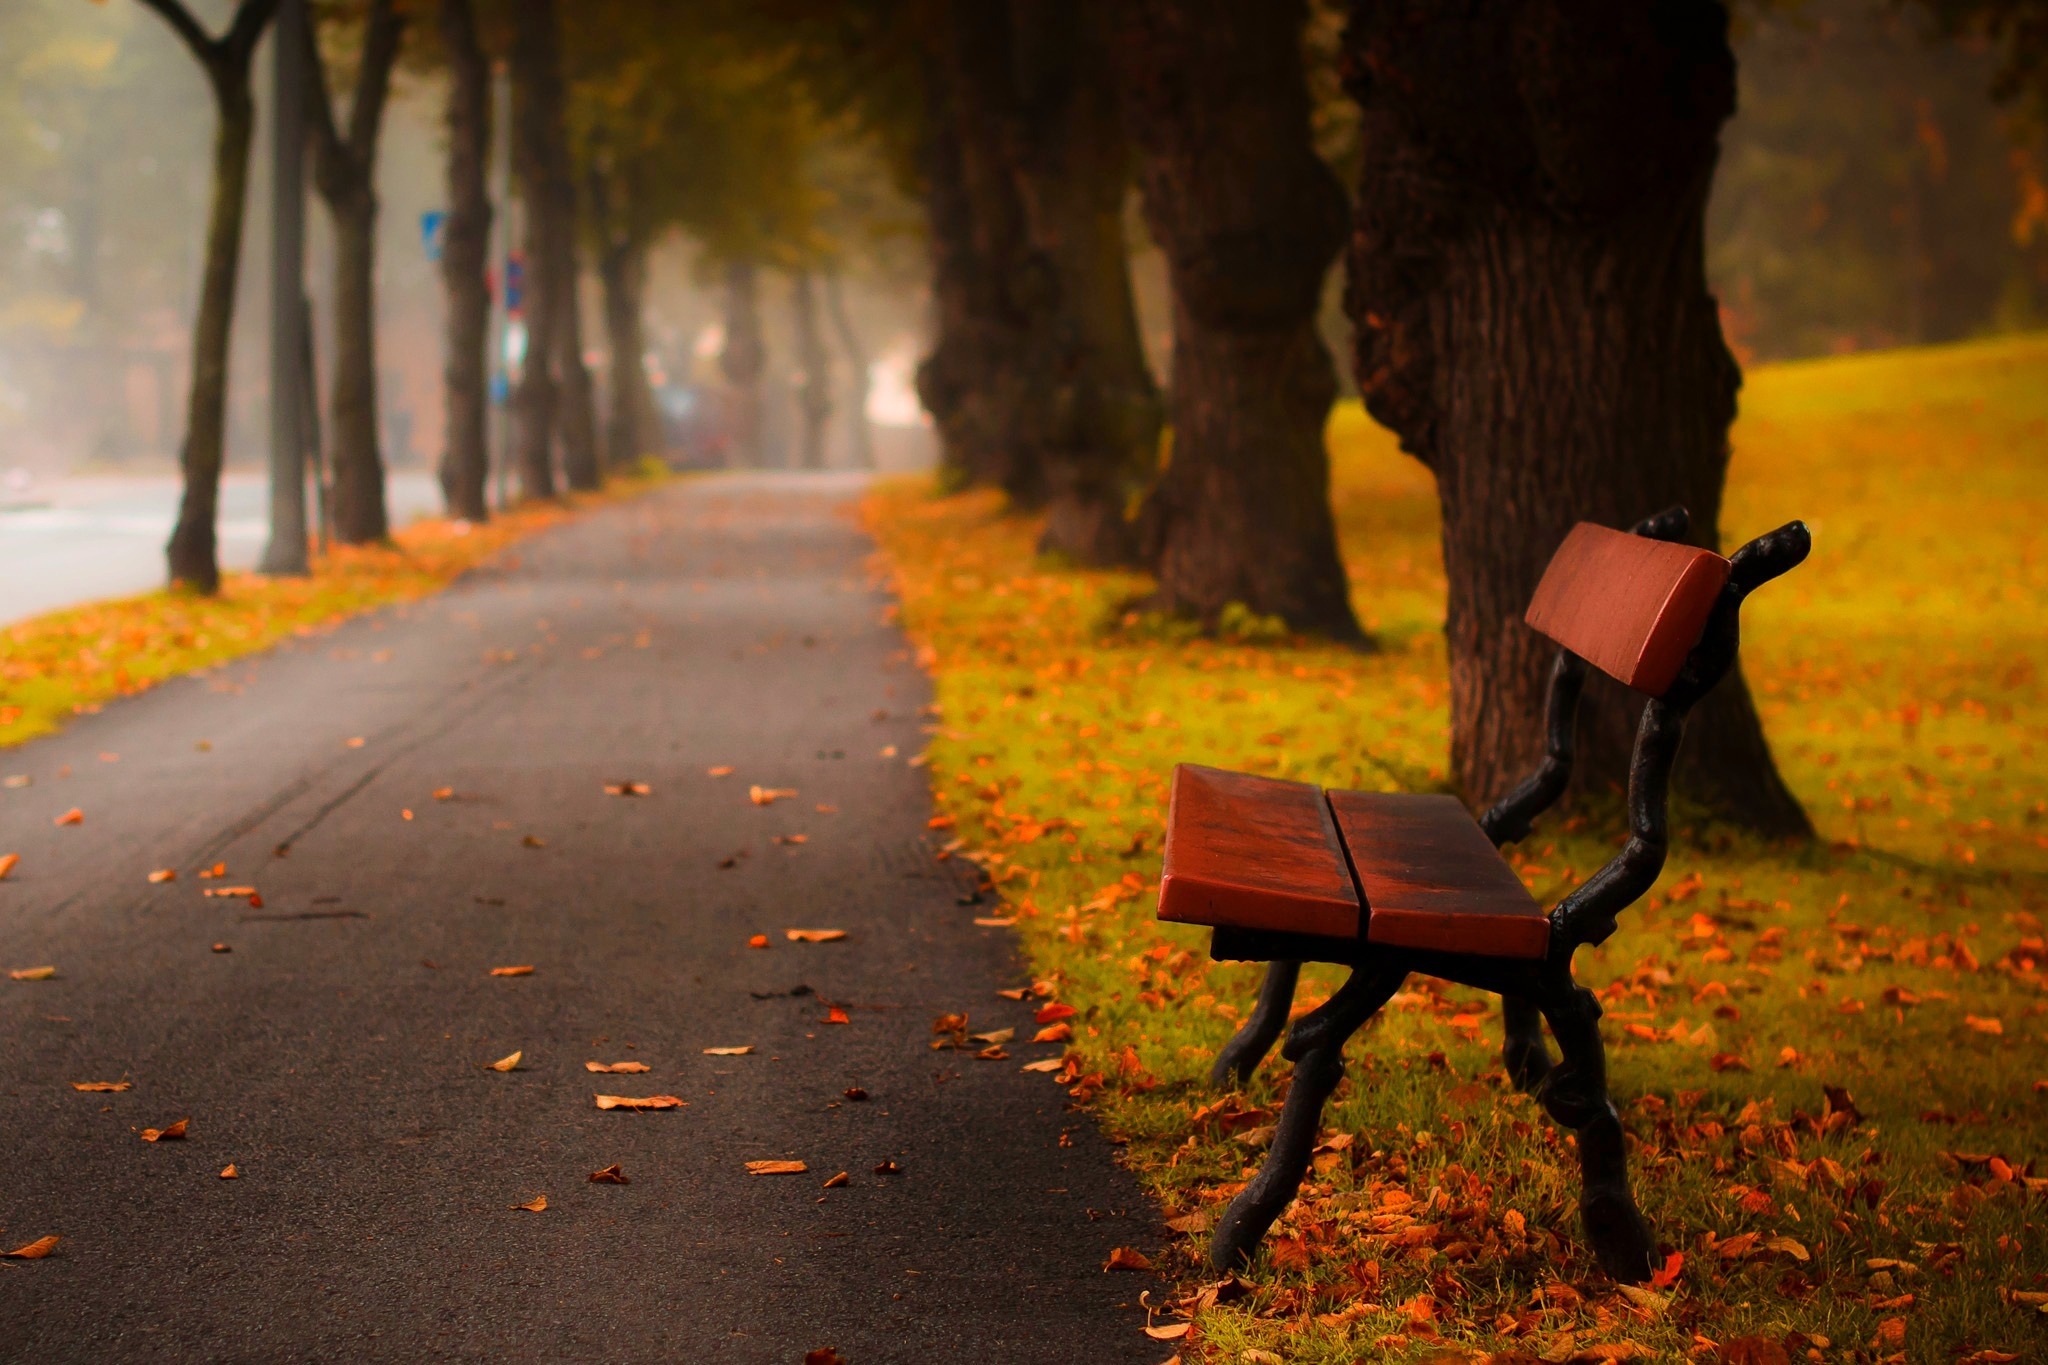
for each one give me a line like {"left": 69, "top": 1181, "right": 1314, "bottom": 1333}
{"left": 1326, "top": 790, "right": 1550, "bottom": 960}
{"left": 1158, "top": 765, "right": 1360, "bottom": 939}
{"left": 1524, "top": 522, "right": 1731, "bottom": 696}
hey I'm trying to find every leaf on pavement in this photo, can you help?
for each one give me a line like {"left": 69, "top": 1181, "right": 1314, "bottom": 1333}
{"left": 432, "top": 787, "right": 455, "bottom": 800}
{"left": 1143, "top": 1322, "right": 1190, "bottom": 1341}
{"left": 3, "top": 1236, "right": 60, "bottom": 1259}
{"left": 747, "top": 932, "right": 771, "bottom": 948}
{"left": 202, "top": 887, "right": 257, "bottom": 898}
{"left": 586, "top": 1061, "right": 651, "bottom": 1073}
{"left": 1021, "top": 1058, "right": 1064, "bottom": 1072}
{"left": 593, "top": 1094, "right": 683, "bottom": 1110}
{"left": 873, "top": 1160, "right": 901, "bottom": 1175}
{"left": 511, "top": 1195, "right": 547, "bottom": 1212}
{"left": 786, "top": 929, "right": 845, "bottom": 943}
{"left": 148, "top": 868, "right": 176, "bottom": 883}
{"left": 1033, "top": 1022, "right": 1073, "bottom": 1044}
{"left": 10, "top": 966, "right": 56, "bottom": 981}
{"left": 589, "top": 1164, "right": 629, "bottom": 1184}
{"left": 804, "top": 1349, "right": 845, "bottom": 1365}
{"left": 745, "top": 1160, "right": 808, "bottom": 1175}
{"left": 0, "top": 853, "right": 19, "bottom": 879}
{"left": 604, "top": 781, "right": 651, "bottom": 797}
{"left": 823, "top": 1006, "right": 851, "bottom": 1025}
{"left": 140, "top": 1118, "right": 189, "bottom": 1142}
{"left": 996, "top": 987, "right": 1030, "bottom": 1000}
{"left": 703, "top": 1046, "right": 753, "bottom": 1056}
{"left": 843, "top": 1087, "right": 868, "bottom": 1101}
{"left": 822, "top": 1171, "right": 850, "bottom": 1189}
{"left": 706, "top": 766, "right": 734, "bottom": 777}
{"left": 1034, "top": 1002, "right": 1077, "bottom": 1025}
{"left": 749, "top": 786, "right": 798, "bottom": 805}
{"left": 490, "top": 965, "right": 534, "bottom": 977}
{"left": 520, "top": 835, "right": 546, "bottom": 848}
{"left": 219, "top": 1164, "right": 238, "bottom": 1179}
{"left": 970, "top": 1028, "right": 1015, "bottom": 1045}
{"left": 488, "top": 1051, "right": 523, "bottom": 1072}
{"left": 772, "top": 834, "right": 808, "bottom": 845}
{"left": 198, "top": 863, "right": 227, "bottom": 879}
{"left": 55, "top": 808, "right": 83, "bottom": 826}
{"left": 1103, "top": 1246, "right": 1151, "bottom": 1272}
{"left": 71, "top": 1080, "right": 130, "bottom": 1092}
{"left": 975, "top": 1046, "right": 1009, "bottom": 1060}
{"left": 973, "top": 917, "right": 1017, "bottom": 927}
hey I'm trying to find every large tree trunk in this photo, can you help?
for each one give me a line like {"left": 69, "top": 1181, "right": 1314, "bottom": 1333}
{"left": 509, "top": 0, "right": 561, "bottom": 500}
{"left": 719, "top": 260, "right": 766, "bottom": 468}
{"left": 998, "top": 0, "right": 1160, "bottom": 564}
{"left": 597, "top": 230, "right": 657, "bottom": 468}
{"left": 436, "top": 0, "right": 491, "bottom": 523}
{"left": 139, "top": 0, "right": 280, "bottom": 593}
{"left": 823, "top": 269, "right": 873, "bottom": 469}
{"left": 305, "top": 0, "right": 402, "bottom": 545}
{"left": 790, "top": 270, "right": 831, "bottom": 470}
{"left": 1111, "top": 0, "right": 1363, "bottom": 642}
{"left": 555, "top": 251, "right": 601, "bottom": 490}
{"left": 1344, "top": 0, "right": 1810, "bottom": 836}
{"left": 165, "top": 77, "right": 256, "bottom": 592}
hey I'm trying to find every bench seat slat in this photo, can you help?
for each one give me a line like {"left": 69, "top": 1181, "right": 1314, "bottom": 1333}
{"left": 1158, "top": 765, "right": 1360, "bottom": 939}
{"left": 1327, "top": 790, "right": 1550, "bottom": 960}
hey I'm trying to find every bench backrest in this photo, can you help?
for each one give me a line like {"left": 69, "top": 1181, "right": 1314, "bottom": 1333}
{"left": 1524, "top": 522, "right": 1731, "bottom": 697}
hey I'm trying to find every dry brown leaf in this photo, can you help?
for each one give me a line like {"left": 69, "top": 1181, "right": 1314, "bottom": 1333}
{"left": 54, "top": 808, "right": 83, "bottom": 826}
{"left": 973, "top": 916, "right": 1018, "bottom": 927}
{"left": 804, "top": 1349, "right": 845, "bottom": 1365}
{"left": 969, "top": 1028, "right": 1015, "bottom": 1045}
{"left": 140, "top": 1118, "right": 189, "bottom": 1142}
{"left": 202, "top": 887, "right": 257, "bottom": 898}
{"left": 490, "top": 965, "right": 534, "bottom": 977}
{"left": 1143, "top": 1322, "right": 1190, "bottom": 1341}
{"left": 1762, "top": 1234, "right": 1810, "bottom": 1261}
{"left": 749, "top": 786, "right": 798, "bottom": 805}
{"left": 3, "top": 1236, "right": 59, "bottom": 1259}
{"left": 147, "top": 868, "right": 176, "bottom": 883}
{"left": 786, "top": 929, "right": 846, "bottom": 943}
{"left": 996, "top": 987, "right": 1030, "bottom": 1000}
{"left": 1103, "top": 1246, "right": 1151, "bottom": 1272}
{"left": 10, "top": 966, "right": 56, "bottom": 981}
{"left": 822, "top": 1171, "right": 850, "bottom": 1189}
{"left": 70, "top": 1080, "right": 130, "bottom": 1092}
{"left": 1164, "top": 1211, "right": 1210, "bottom": 1234}
{"left": 873, "top": 1160, "right": 901, "bottom": 1175}
{"left": 1020, "top": 1058, "right": 1064, "bottom": 1073}
{"left": 703, "top": 1046, "right": 753, "bottom": 1056}
{"left": 0, "top": 853, "right": 19, "bottom": 880}
{"left": 219, "top": 1164, "right": 238, "bottom": 1179}
{"left": 746, "top": 1159, "right": 808, "bottom": 1174}
{"left": 511, "top": 1195, "right": 547, "bottom": 1212}
{"left": 589, "top": 1164, "right": 629, "bottom": 1184}
{"left": 586, "top": 1060, "right": 651, "bottom": 1074}
{"left": 521, "top": 835, "right": 546, "bottom": 848}
{"left": 843, "top": 1086, "right": 869, "bottom": 1101}
{"left": 706, "top": 765, "right": 734, "bottom": 777}
{"left": 593, "top": 1094, "right": 684, "bottom": 1110}
{"left": 814, "top": 804, "right": 838, "bottom": 814}
{"left": 211, "top": 943, "right": 231, "bottom": 953}
{"left": 604, "top": 781, "right": 651, "bottom": 796}
{"left": 488, "top": 1051, "right": 523, "bottom": 1072}
{"left": 773, "top": 834, "right": 809, "bottom": 845}
{"left": 975, "top": 1046, "right": 1009, "bottom": 1060}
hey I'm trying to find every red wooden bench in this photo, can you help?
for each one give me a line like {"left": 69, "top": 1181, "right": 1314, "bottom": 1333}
{"left": 1156, "top": 507, "right": 1810, "bottom": 1282}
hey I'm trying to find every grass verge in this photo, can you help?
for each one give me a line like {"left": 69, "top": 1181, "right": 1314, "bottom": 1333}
{"left": 1, "top": 473, "right": 662, "bottom": 750}
{"left": 862, "top": 333, "right": 2048, "bottom": 1363}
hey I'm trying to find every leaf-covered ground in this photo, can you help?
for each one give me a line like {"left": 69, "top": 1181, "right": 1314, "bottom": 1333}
{"left": 862, "top": 333, "right": 2048, "bottom": 1364}
{"left": 0, "top": 475, "right": 662, "bottom": 751}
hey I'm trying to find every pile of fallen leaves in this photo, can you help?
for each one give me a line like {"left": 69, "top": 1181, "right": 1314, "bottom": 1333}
{"left": 862, "top": 338, "right": 2048, "bottom": 1364}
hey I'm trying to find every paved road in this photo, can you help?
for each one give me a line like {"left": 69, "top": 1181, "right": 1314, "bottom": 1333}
{"left": 0, "top": 472, "right": 1161, "bottom": 1363}
{"left": 0, "top": 471, "right": 445, "bottom": 627}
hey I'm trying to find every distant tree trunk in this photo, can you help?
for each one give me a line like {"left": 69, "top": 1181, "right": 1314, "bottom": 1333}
{"left": 790, "top": 270, "right": 832, "bottom": 470}
{"left": 720, "top": 260, "right": 766, "bottom": 468}
{"left": 1110, "top": 0, "right": 1363, "bottom": 641}
{"left": 913, "top": 51, "right": 982, "bottom": 488}
{"left": 136, "top": 0, "right": 280, "bottom": 593}
{"left": 509, "top": 0, "right": 561, "bottom": 500}
{"left": 1000, "top": 0, "right": 1160, "bottom": 564}
{"left": 823, "top": 269, "right": 873, "bottom": 468}
{"left": 1344, "top": 0, "right": 1811, "bottom": 836}
{"left": 594, "top": 213, "right": 657, "bottom": 468}
{"left": 555, "top": 247, "right": 601, "bottom": 490}
{"left": 305, "top": 0, "right": 404, "bottom": 545}
{"left": 437, "top": 0, "right": 491, "bottom": 522}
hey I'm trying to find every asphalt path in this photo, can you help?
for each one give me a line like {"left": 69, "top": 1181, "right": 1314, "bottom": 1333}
{"left": 0, "top": 472, "right": 1163, "bottom": 1363}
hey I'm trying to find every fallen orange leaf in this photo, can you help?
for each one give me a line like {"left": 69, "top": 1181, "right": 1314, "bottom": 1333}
{"left": 1021, "top": 1058, "right": 1064, "bottom": 1073}
{"left": 54, "top": 808, "right": 83, "bottom": 826}
{"left": 873, "top": 1160, "right": 901, "bottom": 1175}
{"left": 490, "top": 965, "right": 534, "bottom": 977}
{"left": 747, "top": 934, "right": 770, "bottom": 949}
{"left": 219, "top": 1164, "right": 238, "bottom": 1179}
{"left": 140, "top": 1118, "right": 189, "bottom": 1142}
{"left": 973, "top": 916, "right": 1017, "bottom": 927}
{"left": 703, "top": 1046, "right": 753, "bottom": 1056}
{"left": 996, "top": 987, "right": 1030, "bottom": 1001}
{"left": 148, "top": 868, "right": 176, "bottom": 883}
{"left": 211, "top": 943, "right": 231, "bottom": 953}
{"left": 70, "top": 1081, "right": 130, "bottom": 1092}
{"left": 432, "top": 787, "right": 455, "bottom": 800}
{"left": 9, "top": 966, "right": 56, "bottom": 981}
{"left": 201, "top": 886, "right": 256, "bottom": 897}
{"left": 2, "top": 1236, "right": 59, "bottom": 1259}
{"left": 488, "top": 1051, "right": 523, "bottom": 1072}
{"left": 822, "top": 1171, "right": 850, "bottom": 1189}
{"left": 1103, "top": 1246, "right": 1151, "bottom": 1272}
{"left": 745, "top": 1160, "right": 808, "bottom": 1175}
{"left": 1648, "top": 1250, "right": 1684, "bottom": 1290}
{"left": 749, "top": 785, "right": 798, "bottom": 805}
{"left": 345, "top": 737, "right": 365, "bottom": 748}
{"left": 1034, "top": 1002, "right": 1077, "bottom": 1025}
{"left": 199, "top": 862, "right": 226, "bottom": 878}
{"left": 589, "top": 1164, "right": 629, "bottom": 1184}
{"left": 805, "top": 1349, "right": 845, "bottom": 1365}
{"left": 604, "top": 781, "right": 651, "bottom": 797}
{"left": 773, "top": 833, "right": 809, "bottom": 845}
{"left": 1966, "top": 1015, "right": 2004, "bottom": 1035}
{"left": 786, "top": 929, "right": 846, "bottom": 943}
{"left": 593, "top": 1094, "right": 684, "bottom": 1110}
{"left": 1033, "top": 1022, "right": 1073, "bottom": 1044}
{"left": 511, "top": 1195, "right": 547, "bottom": 1212}
{"left": 1144, "top": 1322, "right": 1190, "bottom": 1341}
{"left": 707, "top": 765, "right": 734, "bottom": 777}
{"left": 586, "top": 1061, "right": 650, "bottom": 1073}
{"left": 0, "top": 853, "right": 20, "bottom": 879}
{"left": 521, "top": 835, "right": 546, "bottom": 848}
{"left": 823, "top": 1007, "right": 851, "bottom": 1025}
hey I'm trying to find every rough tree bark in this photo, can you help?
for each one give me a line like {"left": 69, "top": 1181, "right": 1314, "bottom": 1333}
{"left": 134, "top": 0, "right": 279, "bottom": 593}
{"left": 998, "top": 0, "right": 1161, "bottom": 563}
{"left": 509, "top": 0, "right": 567, "bottom": 500}
{"left": 436, "top": 0, "right": 491, "bottom": 522}
{"left": 823, "top": 269, "right": 873, "bottom": 468}
{"left": 1344, "top": 0, "right": 1810, "bottom": 835}
{"left": 790, "top": 270, "right": 832, "bottom": 470}
{"left": 1110, "top": 0, "right": 1364, "bottom": 641}
{"left": 719, "top": 260, "right": 767, "bottom": 468}
{"left": 305, "top": 0, "right": 405, "bottom": 545}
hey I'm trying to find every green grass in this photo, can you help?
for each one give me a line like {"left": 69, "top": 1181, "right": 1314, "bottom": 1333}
{"left": 863, "top": 332, "right": 2048, "bottom": 1364}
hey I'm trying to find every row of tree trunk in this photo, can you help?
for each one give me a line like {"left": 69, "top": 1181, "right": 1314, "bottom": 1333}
{"left": 915, "top": 0, "right": 1810, "bottom": 838}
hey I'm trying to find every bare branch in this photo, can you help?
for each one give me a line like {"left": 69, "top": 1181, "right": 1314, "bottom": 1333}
{"left": 345, "top": 0, "right": 407, "bottom": 157}
{"left": 131, "top": 0, "right": 222, "bottom": 70}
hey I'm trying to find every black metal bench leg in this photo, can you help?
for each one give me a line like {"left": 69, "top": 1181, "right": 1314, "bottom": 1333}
{"left": 1209, "top": 966, "right": 1404, "bottom": 1269}
{"left": 1534, "top": 982, "right": 1656, "bottom": 1283}
{"left": 1501, "top": 994, "right": 1552, "bottom": 1094}
{"left": 1211, "top": 960, "right": 1301, "bottom": 1088}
